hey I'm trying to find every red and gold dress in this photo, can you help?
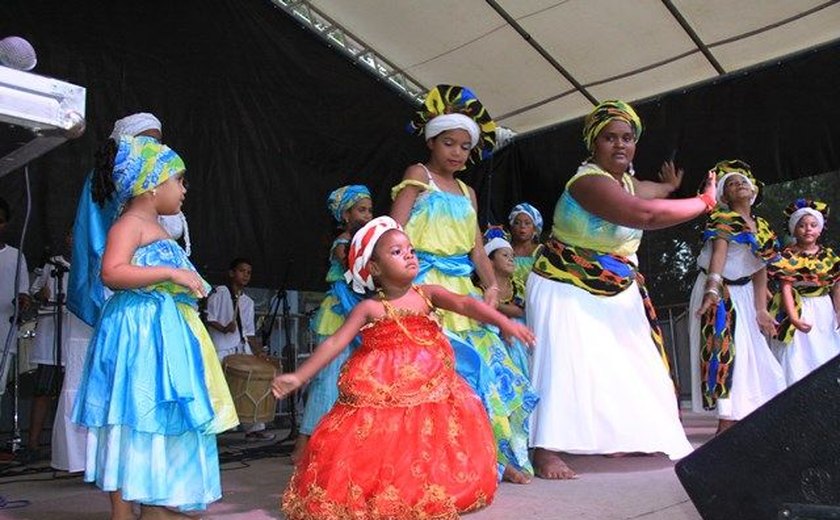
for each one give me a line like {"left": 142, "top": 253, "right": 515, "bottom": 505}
{"left": 282, "top": 302, "right": 498, "bottom": 519}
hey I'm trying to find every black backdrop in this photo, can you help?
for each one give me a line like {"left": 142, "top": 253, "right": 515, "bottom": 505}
{"left": 1, "top": 0, "right": 839, "bottom": 291}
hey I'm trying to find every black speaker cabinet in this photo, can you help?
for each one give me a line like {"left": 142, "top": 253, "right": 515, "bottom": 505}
{"left": 675, "top": 354, "right": 840, "bottom": 520}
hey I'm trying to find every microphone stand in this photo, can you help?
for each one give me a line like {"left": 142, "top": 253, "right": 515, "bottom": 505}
{"left": 50, "top": 260, "right": 68, "bottom": 380}
{"left": 260, "top": 261, "right": 298, "bottom": 445}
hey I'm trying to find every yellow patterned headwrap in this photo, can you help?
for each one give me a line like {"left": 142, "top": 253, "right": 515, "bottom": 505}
{"left": 582, "top": 100, "right": 643, "bottom": 152}
{"left": 713, "top": 159, "right": 763, "bottom": 207}
{"left": 407, "top": 84, "right": 497, "bottom": 166}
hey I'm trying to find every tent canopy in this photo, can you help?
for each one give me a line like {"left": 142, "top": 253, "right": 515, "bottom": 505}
{"left": 286, "top": 0, "right": 840, "bottom": 133}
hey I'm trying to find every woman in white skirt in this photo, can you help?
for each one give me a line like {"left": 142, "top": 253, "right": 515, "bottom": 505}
{"left": 768, "top": 199, "right": 840, "bottom": 385}
{"left": 527, "top": 100, "right": 716, "bottom": 479}
{"left": 689, "top": 160, "right": 786, "bottom": 434}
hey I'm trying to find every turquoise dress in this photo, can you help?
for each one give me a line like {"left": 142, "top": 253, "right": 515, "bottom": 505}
{"left": 301, "top": 237, "right": 362, "bottom": 435}
{"left": 392, "top": 166, "right": 538, "bottom": 477}
{"left": 73, "top": 239, "right": 238, "bottom": 510}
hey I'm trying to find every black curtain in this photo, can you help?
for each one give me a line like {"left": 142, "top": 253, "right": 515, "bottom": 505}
{"left": 0, "top": 0, "right": 424, "bottom": 290}
{"left": 2, "top": 0, "right": 840, "bottom": 291}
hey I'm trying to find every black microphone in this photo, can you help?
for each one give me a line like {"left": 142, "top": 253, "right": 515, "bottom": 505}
{"left": 0, "top": 36, "right": 37, "bottom": 71}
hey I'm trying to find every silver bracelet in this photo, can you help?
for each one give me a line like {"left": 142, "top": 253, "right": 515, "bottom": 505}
{"left": 706, "top": 272, "right": 723, "bottom": 284}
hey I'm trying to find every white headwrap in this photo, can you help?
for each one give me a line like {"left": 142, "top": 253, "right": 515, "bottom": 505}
{"left": 717, "top": 172, "right": 757, "bottom": 207}
{"left": 158, "top": 212, "right": 192, "bottom": 256}
{"left": 484, "top": 237, "right": 512, "bottom": 257}
{"left": 424, "top": 113, "right": 480, "bottom": 149}
{"left": 344, "top": 216, "right": 403, "bottom": 294}
{"left": 788, "top": 208, "right": 824, "bottom": 236}
{"left": 109, "top": 112, "right": 162, "bottom": 140}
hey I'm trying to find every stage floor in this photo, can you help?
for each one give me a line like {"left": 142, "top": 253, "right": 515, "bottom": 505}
{"left": 0, "top": 411, "right": 715, "bottom": 519}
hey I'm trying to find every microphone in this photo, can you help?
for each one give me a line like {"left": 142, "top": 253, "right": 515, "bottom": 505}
{"left": 0, "top": 36, "right": 37, "bottom": 71}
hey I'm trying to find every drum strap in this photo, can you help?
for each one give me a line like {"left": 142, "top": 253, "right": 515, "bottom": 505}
{"left": 228, "top": 286, "right": 245, "bottom": 344}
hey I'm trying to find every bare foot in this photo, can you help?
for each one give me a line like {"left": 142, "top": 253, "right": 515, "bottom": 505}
{"left": 502, "top": 464, "right": 532, "bottom": 484}
{"left": 533, "top": 448, "right": 577, "bottom": 480}
{"left": 604, "top": 452, "right": 651, "bottom": 458}
{"left": 109, "top": 490, "right": 136, "bottom": 520}
{"left": 716, "top": 419, "right": 737, "bottom": 435}
{"left": 290, "top": 434, "right": 309, "bottom": 464}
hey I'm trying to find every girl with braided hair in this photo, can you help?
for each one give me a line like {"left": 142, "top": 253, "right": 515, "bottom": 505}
{"left": 72, "top": 135, "right": 237, "bottom": 518}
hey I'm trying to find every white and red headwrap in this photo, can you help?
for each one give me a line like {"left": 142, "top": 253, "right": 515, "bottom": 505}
{"left": 345, "top": 216, "right": 403, "bottom": 294}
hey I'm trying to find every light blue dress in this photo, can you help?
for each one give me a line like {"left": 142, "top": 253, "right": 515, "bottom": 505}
{"left": 300, "top": 237, "right": 362, "bottom": 435}
{"left": 73, "top": 239, "right": 238, "bottom": 510}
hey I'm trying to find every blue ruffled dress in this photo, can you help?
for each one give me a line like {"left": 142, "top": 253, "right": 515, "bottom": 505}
{"left": 73, "top": 239, "right": 238, "bottom": 510}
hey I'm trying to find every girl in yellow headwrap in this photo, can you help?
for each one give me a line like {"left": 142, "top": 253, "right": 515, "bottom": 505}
{"left": 768, "top": 199, "right": 840, "bottom": 385}
{"left": 527, "top": 100, "right": 716, "bottom": 479}
{"left": 689, "top": 160, "right": 785, "bottom": 435}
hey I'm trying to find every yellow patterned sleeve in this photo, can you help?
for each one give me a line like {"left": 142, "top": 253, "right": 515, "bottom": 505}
{"left": 391, "top": 179, "right": 430, "bottom": 200}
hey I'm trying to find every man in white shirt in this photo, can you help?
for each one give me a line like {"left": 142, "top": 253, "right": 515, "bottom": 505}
{"left": 0, "top": 196, "right": 32, "bottom": 407}
{"left": 26, "top": 230, "right": 92, "bottom": 469}
{"left": 206, "top": 258, "right": 274, "bottom": 441}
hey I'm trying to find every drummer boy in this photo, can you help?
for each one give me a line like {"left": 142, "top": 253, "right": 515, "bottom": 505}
{"left": 206, "top": 257, "right": 275, "bottom": 441}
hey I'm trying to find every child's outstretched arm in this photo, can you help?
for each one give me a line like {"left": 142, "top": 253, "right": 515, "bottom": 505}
{"left": 271, "top": 299, "right": 374, "bottom": 399}
{"left": 423, "top": 284, "right": 535, "bottom": 347}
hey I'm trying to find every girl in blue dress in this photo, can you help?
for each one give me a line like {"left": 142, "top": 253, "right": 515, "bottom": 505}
{"left": 73, "top": 135, "right": 238, "bottom": 519}
{"left": 293, "top": 185, "right": 372, "bottom": 462}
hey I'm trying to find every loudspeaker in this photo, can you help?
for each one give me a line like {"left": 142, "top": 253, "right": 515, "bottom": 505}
{"left": 676, "top": 354, "right": 840, "bottom": 520}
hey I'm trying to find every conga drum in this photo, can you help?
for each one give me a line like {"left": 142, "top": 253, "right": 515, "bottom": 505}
{"left": 222, "top": 354, "right": 280, "bottom": 424}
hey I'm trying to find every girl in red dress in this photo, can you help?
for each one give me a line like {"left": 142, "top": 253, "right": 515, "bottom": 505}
{"left": 273, "top": 216, "right": 535, "bottom": 520}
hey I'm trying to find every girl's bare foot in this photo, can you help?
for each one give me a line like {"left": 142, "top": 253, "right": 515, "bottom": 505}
{"left": 502, "top": 464, "right": 532, "bottom": 484}
{"left": 109, "top": 490, "right": 136, "bottom": 520}
{"left": 716, "top": 419, "right": 737, "bottom": 435}
{"left": 533, "top": 448, "right": 577, "bottom": 480}
{"left": 290, "top": 434, "right": 309, "bottom": 464}
{"left": 604, "top": 452, "right": 627, "bottom": 458}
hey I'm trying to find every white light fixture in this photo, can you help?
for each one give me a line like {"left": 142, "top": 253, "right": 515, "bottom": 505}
{"left": 0, "top": 65, "right": 86, "bottom": 177}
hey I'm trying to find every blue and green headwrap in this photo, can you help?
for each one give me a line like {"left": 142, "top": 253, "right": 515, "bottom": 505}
{"left": 582, "top": 100, "right": 643, "bottom": 152}
{"left": 112, "top": 135, "right": 185, "bottom": 206}
{"left": 68, "top": 135, "right": 185, "bottom": 327}
{"left": 327, "top": 184, "right": 371, "bottom": 223}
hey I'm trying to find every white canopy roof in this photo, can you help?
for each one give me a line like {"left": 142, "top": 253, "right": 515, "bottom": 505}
{"left": 277, "top": 0, "right": 840, "bottom": 133}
